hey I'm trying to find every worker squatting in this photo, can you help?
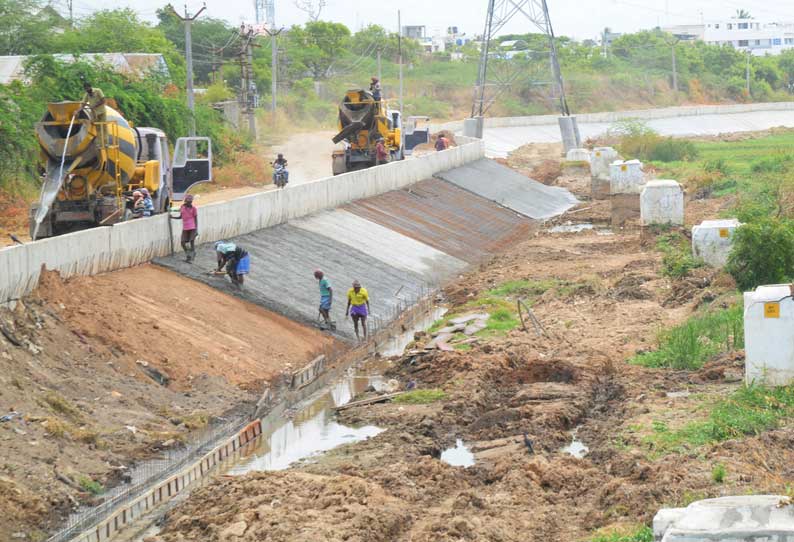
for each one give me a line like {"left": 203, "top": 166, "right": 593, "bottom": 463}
{"left": 170, "top": 196, "right": 372, "bottom": 341}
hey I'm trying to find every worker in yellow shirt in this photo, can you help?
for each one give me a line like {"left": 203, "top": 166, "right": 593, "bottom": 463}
{"left": 346, "top": 280, "right": 370, "bottom": 341}
{"left": 81, "top": 81, "right": 108, "bottom": 143}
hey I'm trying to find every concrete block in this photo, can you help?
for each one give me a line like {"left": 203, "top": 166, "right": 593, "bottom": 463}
{"left": 641, "top": 180, "right": 684, "bottom": 226}
{"left": 654, "top": 495, "right": 794, "bottom": 542}
{"left": 744, "top": 284, "right": 794, "bottom": 386}
{"left": 463, "top": 117, "right": 483, "bottom": 138}
{"left": 609, "top": 159, "right": 644, "bottom": 195}
{"left": 589, "top": 147, "right": 619, "bottom": 181}
{"left": 653, "top": 507, "right": 686, "bottom": 541}
{"left": 558, "top": 116, "right": 581, "bottom": 152}
{"left": 692, "top": 219, "right": 741, "bottom": 267}
{"left": 565, "top": 148, "right": 591, "bottom": 163}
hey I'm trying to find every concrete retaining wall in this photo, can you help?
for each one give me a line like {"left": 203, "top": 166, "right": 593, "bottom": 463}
{"left": 70, "top": 420, "right": 263, "bottom": 542}
{"left": 430, "top": 102, "right": 794, "bottom": 132}
{"left": 0, "top": 140, "right": 485, "bottom": 306}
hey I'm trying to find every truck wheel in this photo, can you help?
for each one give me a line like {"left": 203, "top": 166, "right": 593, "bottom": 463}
{"left": 332, "top": 155, "right": 347, "bottom": 176}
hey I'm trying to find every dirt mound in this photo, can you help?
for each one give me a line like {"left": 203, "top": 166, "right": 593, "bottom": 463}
{"left": 159, "top": 471, "right": 411, "bottom": 542}
{"left": 36, "top": 265, "right": 333, "bottom": 390}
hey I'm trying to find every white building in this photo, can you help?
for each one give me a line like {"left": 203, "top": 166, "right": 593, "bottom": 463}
{"left": 665, "top": 19, "right": 794, "bottom": 55}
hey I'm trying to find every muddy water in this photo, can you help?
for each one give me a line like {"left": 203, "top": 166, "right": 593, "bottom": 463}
{"left": 229, "top": 371, "right": 386, "bottom": 474}
{"left": 561, "top": 427, "right": 589, "bottom": 458}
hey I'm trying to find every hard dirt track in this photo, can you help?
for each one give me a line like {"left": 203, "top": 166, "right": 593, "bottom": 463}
{"left": 155, "top": 158, "right": 794, "bottom": 542}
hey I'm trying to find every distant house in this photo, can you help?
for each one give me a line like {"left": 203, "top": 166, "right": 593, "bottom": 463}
{"left": 664, "top": 18, "right": 794, "bottom": 55}
{"left": 0, "top": 53, "right": 170, "bottom": 85}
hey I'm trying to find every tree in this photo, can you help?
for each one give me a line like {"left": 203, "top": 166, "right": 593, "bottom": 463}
{"left": 0, "top": 0, "right": 59, "bottom": 55}
{"left": 156, "top": 10, "right": 236, "bottom": 84}
{"left": 735, "top": 9, "right": 752, "bottom": 19}
{"left": 284, "top": 21, "right": 351, "bottom": 79}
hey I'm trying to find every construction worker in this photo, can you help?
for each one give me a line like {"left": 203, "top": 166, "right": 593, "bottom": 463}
{"left": 435, "top": 134, "right": 450, "bottom": 152}
{"left": 314, "top": 269, "right": 336, "bottom": 330}
{"left": 140, "top": 188, "right": 154, "bottom": 217}
{"left": 346, "top": 280, "right": 370, "bottom": 341}
{"left": 215, "top": 241, "right": 250, "bottom": 288}
{"left": 370, "top": 76, "right": 382, "bottom": 101}
{"left": 131, "top": 191, "right": 145, "bottom": 218}
{"left": 170, "top": 194, "right": 198, "bottom": 262}
{"left": 375, "top": 138, "right": 389, "bottom": 166}
{"left": 81, "top": 82, "right": 108, "bottom": 142}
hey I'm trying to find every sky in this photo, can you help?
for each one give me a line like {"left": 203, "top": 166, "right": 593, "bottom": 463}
{"left": 69, "top": 0, "right": 794, "bottom": 41}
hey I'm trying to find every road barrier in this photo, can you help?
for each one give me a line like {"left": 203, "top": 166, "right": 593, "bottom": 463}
{"left": 0, "top": 139, "right": 484, "bottom": 306}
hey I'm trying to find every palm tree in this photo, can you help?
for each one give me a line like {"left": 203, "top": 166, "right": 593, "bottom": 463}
{"left": 736, "top": 9, "right": 752, "bottom": 19}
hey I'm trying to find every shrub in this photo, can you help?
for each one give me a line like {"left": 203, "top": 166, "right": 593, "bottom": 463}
{"left": 726, "top": 217, "right": 794, "bottom": 290}
{"left": 656, "top": 233, "right": 703, "bottom": 279}
{"left": 78, "top": 476, "right": 104, "bottom": 495}
{"left": 750, "top": 153, "right": 794, "bottom": 174}
{"left": 631, "top": 305, "right": 744, "bottom": 370}
{"left": 712, "top": 463, "right": 726, "bottom": 483}
{"left": 648, "top": 137, "right": 699, "bottom": 162}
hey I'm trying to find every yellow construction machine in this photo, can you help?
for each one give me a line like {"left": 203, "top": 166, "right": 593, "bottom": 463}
{"left": 31, "top": 101, "right": 212, "bottom": 239}
{"left": 331, "top": 89, "right": 403, "bottom": 175}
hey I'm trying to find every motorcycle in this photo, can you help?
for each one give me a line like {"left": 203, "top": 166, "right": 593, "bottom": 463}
{"left": 273, "top": 163, "right": 289, "bottom": 189}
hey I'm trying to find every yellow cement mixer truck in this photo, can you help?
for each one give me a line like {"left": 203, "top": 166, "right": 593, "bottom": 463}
{"left": 331, "top": 89, "right": 403, "bottom": 175}
{"left": 31, "top": 101, "right": 212, "bottom": 239}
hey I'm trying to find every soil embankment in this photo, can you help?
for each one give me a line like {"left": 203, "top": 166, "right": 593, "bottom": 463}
{"left": 0, "top": 264, "right": 332, "bottom": 541}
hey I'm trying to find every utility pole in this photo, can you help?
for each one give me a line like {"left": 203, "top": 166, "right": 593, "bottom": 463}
{"left": 671, "top": 43, "right": 678, "bottom": 92}
{"left": 398, "top": 10, "right": 403, "bottom": 114}
{"left": 67, "top": 0, "right": 74, "bottom": 27}
{"left": 746, "top": 50, "right": 751, "bottom": 96}
{"left": 168, "top": 3, "right": 207, "bottom": 137}
{"left": 377, "top": 48, "right": 382, "bottom": 82}
{"left": 238, "top": 25, "right": 260, "bottom": 139}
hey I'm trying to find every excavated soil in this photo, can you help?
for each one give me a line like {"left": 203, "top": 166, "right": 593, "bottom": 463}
{"left": 157, "top": 157, "right": 794, "bottom": 542}
{"left": 0, "top": 266, "right": 333, "bottom": 541}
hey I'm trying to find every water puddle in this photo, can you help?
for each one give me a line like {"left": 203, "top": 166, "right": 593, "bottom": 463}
{"left": 229, "top": 373, "right": 385, "bottom": 474}
{"left": 440, "top": 439, "right": 476, "bottom": 468}
{"left": 561, "top": 427, "right": 589, "bottom": 458}
{"left": 549, "top": 222, "right": 613, "bottom": 236}
{"left": 377, "top": 307, "right": 448, "bottom": 357}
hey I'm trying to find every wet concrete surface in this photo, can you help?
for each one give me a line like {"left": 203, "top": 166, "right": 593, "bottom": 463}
{"left": 345, "top": 179, "right": 534, "bottom": 263}
{"left": 156, "top": 224, "right": 429, "bottom": 340}
{"left": 435, "top": 159, "right": 579, "bottom": 220}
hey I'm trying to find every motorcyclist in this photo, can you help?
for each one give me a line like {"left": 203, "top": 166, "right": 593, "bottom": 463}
{"left": 272, "top": 153, "right": 289, "bottom": 184}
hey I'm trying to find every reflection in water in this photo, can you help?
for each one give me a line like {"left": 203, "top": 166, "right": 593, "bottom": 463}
{"left": 440, "top": 439, "right": 476, "bottom": 468}
{"left": 378, "top": 307, "right": 448, "bottom": 357}
{"left": 230, "top": 375, "right": 384, "bottom": 474}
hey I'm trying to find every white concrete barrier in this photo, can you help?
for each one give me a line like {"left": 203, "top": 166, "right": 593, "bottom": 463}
{"left": 565, "top": 148, "right": 590, "bottom": 163}
{"left": 692, "top": 219, "right": 741, "bottom": 267}
{"left": 0, "top": 139, "right": 485, "bottom": 305}
{"left": 641, "top": 180, "right": 684, "bottom": 226}
{"left": 744, "top": 284, "right": 794, "bottom": 386}
{"left": 609, "top": 159, "right": 644, "bottom": 195}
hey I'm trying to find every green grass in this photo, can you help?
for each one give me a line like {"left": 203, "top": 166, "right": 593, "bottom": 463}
{"left": 631, "top": 304, "right": 743, "bottom": 370}
{"left": 393, "top": 389, "right": 447, "bottom": 404}
{"left": 712, "top": 463, "right": 727, "bottom": 483}
{"left": 78, "top": 476, "right": 104, "bottom": 495}
{"left": 485, "top": 279, "right": 558, "bottom": 298}
{"left": 590, "top": 525, "right": 653, "bottom": 542}
{"left": 645, "top": 384, "right": 794, "bottom": 455}
{"left": 656, "top": 232, "right": 703, "bottom": 279}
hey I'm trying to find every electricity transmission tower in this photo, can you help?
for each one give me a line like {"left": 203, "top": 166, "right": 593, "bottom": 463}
{"left": 471, "top": 0, "right": 570, "bottom": 120}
